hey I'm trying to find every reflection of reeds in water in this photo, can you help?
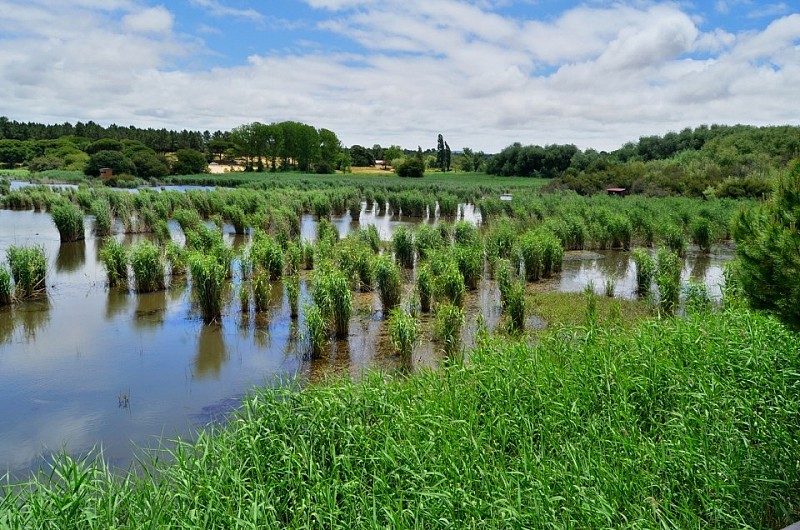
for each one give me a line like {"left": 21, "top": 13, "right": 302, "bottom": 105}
{"left": 0, "top": 306, "right": 15, "bottom": 344}
{"left": 195, "top": 324, "right": 227, "bottom": 379}
{"left": 16, "top": 298, "right": 51, "bottom": 342}
{"left": 105, "top": 287, "right": 130, "bottom": 320}
{"left": 56, "top": 241, "right": 86, "bottom": 273}
{"left": 133, "top": 290, "right": 167, "bottom": 329}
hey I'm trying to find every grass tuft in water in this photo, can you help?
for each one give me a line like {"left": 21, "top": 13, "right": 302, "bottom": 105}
{"left": 504, "top": 280, "right": 526, "bottom": 333}
{"left": 434, "top": 301, "right": 465, "bottom": 355}
{"left": 286, "top": 274, "right": 300, "bottom": 319}
{"left": 0, "top": 266, "right": 11, "bottom": 306}
{"left": 631, "top": 248, "right": 655, "bottom": 295}
{"left": 51, "top": 201, "right": 85, "bottom": 242}
{"left": 375, "top": 255, "right": 402, "bottom": 314}
{"left": 188, "top": 251, "right": 227, "bottom": 323}
{"left": 129, "top": 241, "right": 165, "bottom": 293}
{"left": 303, "top": 303, "right": 327, "bottom": 359}
{"left": 90, "top": 199, "right": 112, "bottom": 237}
{"left": 7, "top": 245, "right": 47, "bottom": 298}
{"left": 388, "top": 306, "right": 419, "bottom": 361}
{"left": 656, "top": 248, "right": 682, "bottom": 315}
{"left": 416, "top": 263, "right": 434, "bottom": 313}
{"left": 392, "top": 226, "right": 415, "bottom": 269}
{"left": 99, "top": 238, "right": 128, "bottom": 287}
{"left": 252, "top": 269, "right": 271, "bottom": 313}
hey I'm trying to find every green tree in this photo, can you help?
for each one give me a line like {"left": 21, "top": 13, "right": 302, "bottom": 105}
{"left": 732, "top": 160, "right": 800, "bottom": 327}
{"left": 436, "top": 134, "right": 445, "bottom": 172}
{"left": 84, "top": 150, "right": 136, "bottom": 177}
{"left": 0, "top": 139, "right": 27, "bottom": 167}
{"left": 319, "top": 128, "right": 341, "bottom": 169}
{"left": 86, "top": 138, "right": 123, "bottom": 155}
{"left": 383, "top": 145, "right": 404, "bottom": 168}
{"left": 350, "top": 145, "right": 375, "bottom": 167}
{"left": 445, "top": 142, "right": 451, "bottom": 172}
{"left": 172, "top": 149, "right": 208, "bottom": 175}
{"left": 131, "top": 151, "right": 170, "bottom": 179}
{"left": 396, "top": 157, "right": 425, "bottom": 178}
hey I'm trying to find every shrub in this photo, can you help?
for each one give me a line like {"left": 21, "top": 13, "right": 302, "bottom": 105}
{"left": 395, "top": 157, "right": 425, "bottom": 178}
{"left": 51, "top": 202, "right": 85, "bottom": 242}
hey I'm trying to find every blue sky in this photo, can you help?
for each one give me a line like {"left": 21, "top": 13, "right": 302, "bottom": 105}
{"left": 0, "top": 0, "right": 797, "bottom": 151}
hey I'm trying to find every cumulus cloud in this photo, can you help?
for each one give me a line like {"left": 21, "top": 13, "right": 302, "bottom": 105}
{"left": 122, "top": 6, "right": 174, "bottom": 33}
{"left": 0, "top": 1, "right": 798, "bottom": 151}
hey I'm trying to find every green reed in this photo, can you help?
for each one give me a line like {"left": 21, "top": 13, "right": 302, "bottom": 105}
{"left": 51, "top": 202, "right": 85, "bottom": 242}
{"left": 388, "top": 306, "right": 419, "bottom": 361}
{"left": 375, "top": 255, "right": 402, "bottom": 314}
{"left": 99, "top": 238, "right": 128, "bottom": 287}
{"left": 129, "top": 240, "right": 165, "bottom": 293}
{"left": 7, "top": 245, "right": 47, "bottom": 298}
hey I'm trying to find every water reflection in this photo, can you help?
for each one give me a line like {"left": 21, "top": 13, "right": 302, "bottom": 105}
{"left": 105, "top": 288, "right": 130, "bottom": 320}
{"left": 55, "top": 241, "right": 86, "bottom": 273}
{"left": 133, "top": 290, "right": 168, "bottom": 329}
{"left": 195, "top": 324, "right": 227, "bottom": 379}
{"left": 17, "top": 298, "right": 51, "bottom": 342}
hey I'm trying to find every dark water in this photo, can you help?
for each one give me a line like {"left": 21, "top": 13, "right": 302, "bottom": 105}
{"left": 0, "top": 207, "right": 728, "bottom": 478}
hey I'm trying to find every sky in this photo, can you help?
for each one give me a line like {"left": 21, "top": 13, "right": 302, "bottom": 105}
{"left": 0, "top": 0, "right": 797, "bottom": 152}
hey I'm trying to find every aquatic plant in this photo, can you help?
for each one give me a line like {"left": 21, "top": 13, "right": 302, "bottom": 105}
{"left": 7, "top": 245, "right": 47, "bottom": 298}
{"left": 416, "top": 263, "right": 434, "bottom": 313}
{"left": 99, "top": 238, "right": 128, "bottom": 287}
{"left": 0, "top": 266, "right": 11, "bottom": 306}
{"left": 90, "top": 199, "right": 112, "bottom": 237}
{"left": 188, "top": 251, "right": 227, "bottom": 323}
{"left": 434, "top": 261, "right": 465, "bottom": 307}
{"left": 51, "top": 202, "right": 85, "bottom": 242}
{"left": 631, "top": 248, "right": 655, "bottom": 295}
{"left": 388, "top": 306, "right": 419, "bottom": 361}
{"left": 129, "top": 240, "right": 165, "bottom": 293}
{"left": 375, "top": 255, "right": 402, "bottom": 314}
{"left": 286, "top": 274, "right": 300, "bottom": 319}
{"left": 312, "top": 269, "right": 352, "bottom": 338}
{"left": 252, "top": 269, "right": 271, "bottom": 313}
{"left": 656, "top": 248, "right": 682, "bottom": 315}
{"left": 434, "top": 302, "right": 464, "bottom": 355}
{"left": 165, "top": 241, "right": 187, "bottom": 277}
{"left": 303, "top": 303, "right": 327, "bottom": 359}
{"left": 392, "top": 226, "right": 415, "bottom": 269}
{"left": 691, "top": 217, "right": 713, "bottom": 253}
{"left": 504, "top": 281, "right": 526, "bottom": 333}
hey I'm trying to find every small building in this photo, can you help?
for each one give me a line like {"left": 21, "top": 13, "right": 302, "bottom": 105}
{"left": 99, "top": 168, "right": 113, "bottom": 179}
{"left": 606, "top": 187, "right": 628, "bottom": 197}
{"left": 500, "top": 193, "right": 513, "bottom": 202}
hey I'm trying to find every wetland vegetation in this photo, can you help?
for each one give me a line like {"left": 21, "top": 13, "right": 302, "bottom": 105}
{"left": 1, "top": 117, "right": 799, "bottom": 527}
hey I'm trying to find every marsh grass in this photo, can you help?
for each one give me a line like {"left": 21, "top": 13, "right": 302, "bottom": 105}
{"left": 313, "top": 269, "right": 351, "bottom": 338}
{"left": 632, "top": 248, "right": 655, "bottom": 295}
{"left": 434, "top": 261, "right": 465, "bottom": 307}
{"left": 165, "top": 241, "right": 186, "bottom": 277}
{"left": 303, "top": 303, "right": 327, "bottom": 358}
{"left": 252, "top": 270, "right": 271, "bottom": 313}
{"left": 129, "top": 241, "right": 165, "bottom": 293}
{"left": 504, "top": 281, "right": 526, "bottom": 333}
{"left": 656, "top": 248, "right": 682, "bottom": 315}
{"left": 416, "top": 263, "right": 433, "bottom": 313}
{"left": 375, "top": 255, "right": 402, "bottom": 314}
{"left": 434, "top": 301, "right": 464, "bottom": 355}
{"left": 0, "top": 266, "right": 11, "bottom": 306}
{"left": 99, "top": 238, "right": 128, "bottom": 287}
{"left": 7, "top": 245, "right": 47, "bottom": 298}
{"left": 90, "top": 199, "right": 112, "bottom": 237}
{"left": 388, "top": 306, "right": 419, "bottom": 361}
{"left": 286, "top": 274, "right": 300, "bottom": 319}
{"left": 392, "top": 226, "right": 415, "bottom": 269}
{"left": 51, "top": 202, "right": 85, "bottom": 242}
{"left": 188, "top": 252, "right": 227, "bottom": 323}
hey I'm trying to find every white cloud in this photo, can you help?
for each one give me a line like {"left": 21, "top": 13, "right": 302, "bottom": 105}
{"left": 0, "top": 1, "right": 798, "bottom": 152}
{"left": 189, "top": 0, "right": 264, "bottom": 22}
{"left": 122, "top": 6, "right": 174, "bottom": 34}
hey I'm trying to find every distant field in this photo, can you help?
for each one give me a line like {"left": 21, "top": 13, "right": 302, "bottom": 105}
{"left": 163, "top": 170, "right": 549, "bottom": 190}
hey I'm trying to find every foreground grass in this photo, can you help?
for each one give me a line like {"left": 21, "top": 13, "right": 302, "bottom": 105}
{"left": 2, "top": 306, "right": 799, "bottom": 529}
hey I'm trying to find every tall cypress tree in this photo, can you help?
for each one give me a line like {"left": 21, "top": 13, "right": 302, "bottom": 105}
{"left": 436, "top": 134, "right": 445, "bottom": 172}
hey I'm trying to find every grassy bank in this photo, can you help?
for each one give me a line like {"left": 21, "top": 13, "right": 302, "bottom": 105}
{"left": 2, "top": 305, "right": 798, "bottom": 528}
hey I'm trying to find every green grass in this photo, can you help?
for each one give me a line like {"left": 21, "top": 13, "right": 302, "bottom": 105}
{"left": 3, "top": 305, "right": 797, "bottom": 528}
{"left": 188, "top": 252, "right": 228, "bottom": 323}
{"left": 50, "top": 202, "right": 85, "bottom": 242}
{"left": 6, "top": 245, "right": 47, "bottom": 299}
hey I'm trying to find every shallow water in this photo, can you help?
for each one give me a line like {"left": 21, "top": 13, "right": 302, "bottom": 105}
{"left": 0, "top": 207, "right": 728, "bottom": 477}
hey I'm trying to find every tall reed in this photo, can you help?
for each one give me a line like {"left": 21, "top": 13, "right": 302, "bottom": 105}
{"left": 375, "top": 255, "right": 402, "bottom": 314}
{"left": 0, "top": 266, "right": 11, "bottom": 306}
{"left": 312, "top": 269, "right": 352, "bottom": 338}
{"left": 631, "top": 248, "right": 655, "bottom": 295}
{"left": 99, "top": 238, "right": 128, "bottom": 287}
{"left": 303, "top": 303, "right": 327, "bottom": 358}
{"left": 435, "top": 261, "right": 466, "bottom": 307}
{"left": 388, "top": 306, "right": 419, "bottom": 361}
{"left": 129, "top": 240, "right": 165, "bottom": 293}
{"left": 165, "top": 241, "right": 187, "bottom": 276}
{"left": 188, "top": 251, "right": 227, "bottom": 323}
{"left": 252, "top": 270, "right": 271, "bottom": 313}
{"left": 434, "top": 302, "right": 464, "bottom": 355}
{"left": 286, "top": 274, "right": 300, "bottom": 319}
{"left": 416, "top": 263, "right": 433, "bottom": 312}
{"left": 90, "top": 199, "right": 112, "bottom": 237}
{"left": 656, "top": 248, "right": 682, "bottom": 314}
{"left": 7, "top": 245, "right": 47, "bottom": 298}
{"left": 392, "top": 226, "right": 415, "bottom": 269}
{"left": 51, "top": 202, "right": 85, "bottom": 242}
{"left": 504, "top": 281, "right": 526, "bottom": 333}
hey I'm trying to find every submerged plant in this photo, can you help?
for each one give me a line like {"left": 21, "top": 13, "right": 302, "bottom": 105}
{"left": 51, "top": 202, "right": 85, "bottom": 242}
{"left": 7, "top": 245, "right": 47, "bottom": 298}
{"left": 388, "top": 306, "right": 419, "bottom": 361}
{"left": 99, "top": 238, "right": 128, "bottom": 287}
{"left": 129, "top": 240, "right": 165, "bottom": 293}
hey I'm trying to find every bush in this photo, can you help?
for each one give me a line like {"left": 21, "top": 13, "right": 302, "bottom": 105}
{"left": 732, "top": 161, "right": 800, "bottom": 327}
{"left": 395, "top": 157, "right": 425, "bottom": 178}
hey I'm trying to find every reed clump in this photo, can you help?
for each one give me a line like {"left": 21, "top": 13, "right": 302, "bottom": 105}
{"left": 388, "top": 306, "right": 419, "bottom": 361}
{"left": 99, "top": 238, "right": 128, "bottom": 287}
{"left": 188, "top": 252, "right": 228, "bottom": 323}
{"left": 0, "top": 266, "right": 11, "bottom": 306}
{"left": 392, "top": 226, "right": 415, "bottom": 269}
{"left": 434, "top": 301, "right": 464, "bottom": 355}
{"left": 7, "top": 245, "right": 47, "bottom": 298}
{"left": 129, "top": 241, "right": 165, "bottom": 293}
{"left": 656, "top": 248, "right": 682, "bottom": 314}
{"left": 51, "top": 202, "right": 85, "bottom": 242}
{"left": 375, "top": 255, "right": 402, "bottom": 314}
{"left": 631, "top": 248, "right": 655, "bottom": 295}
{"left": 90, "top": 199, "right": 113, "bottom": 237}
